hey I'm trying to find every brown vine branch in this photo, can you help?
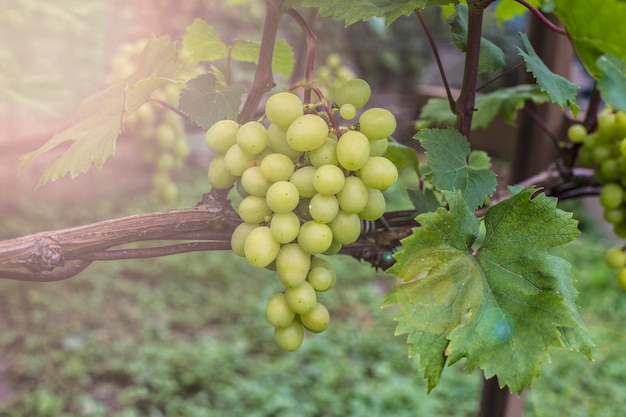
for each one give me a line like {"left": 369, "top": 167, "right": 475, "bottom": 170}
{"left": 285, "top": 8, "right": 317, "bottom": 105}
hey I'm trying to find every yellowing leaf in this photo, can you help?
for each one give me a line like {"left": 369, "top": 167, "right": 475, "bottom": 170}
{"left": 183, "top": 18, "right": 229, "bottom": 63}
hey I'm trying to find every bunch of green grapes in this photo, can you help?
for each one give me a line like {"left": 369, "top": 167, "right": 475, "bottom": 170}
{"left": 109, "top": 39, "right": 203, "bottom": 204}
{"left": 205, "top": 79, "right": 398, "bottom": 350}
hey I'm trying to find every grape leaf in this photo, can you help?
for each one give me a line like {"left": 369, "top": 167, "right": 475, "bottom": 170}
{"left": 178, "top": 72, "right": 245, "bottom": 130}
{"left": 415, "top": 128, "right": 496, "bottom": 210}
{"left": 450, "top": 4, "right": 506, "bottom": 73}
{"left": 183, "top": 18, "right": 229, "bottom": 63}
{"left": 408, "top": 187, "right": 442, "bottom": 215}
{"left": 385, "top": 189, "right": 592, "bottom": 392}
{"left": 553, "top": 0, "right": 626, "bottom": 79}
{"left": 516, "top": 33, "right": 579, "bottom": 116}
{"left": 596, "top": 55, "right": 626, "bottom": 112}
{"left": 20, "top": 35, "right": 181, "bottom": 185}
{"left": 283, "top": 0, "right": 458, "bottom": 26}
{"left": 418, "top": 85, "right": 549, "bottom": 130}
{"left": 384, "top": 139, "right": 420, "bottom": 173}
{"left": 493, "top": 0, "right": 542, "bottom": 24}
{"left": 231, "top": 39, "right": 295, "bottom": 78}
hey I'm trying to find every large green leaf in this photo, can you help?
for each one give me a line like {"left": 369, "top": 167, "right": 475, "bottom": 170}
{"left": 20, "top": 35, "right": 181, "bottom": 185}
{"left": 418, "top": 85, "right": 549, "bottom": 130}
{"left": 596, "top": 55, "right": 626, "bottom": 112}
{"left": 284, "top": 0, "right": 458, "bottom": 26}
{"left": 516, "top": 33, "right": 579, "bottom": 116}
{"left": 385, "top": 189, "right": 592, "bottom": 392}
{"left": 449, "top": 4, "right": 506, "bottom": 73}
{"left": 178, "top": 72, "right": 245, "bottom": 130}
{"left": 554, "top": 0, "right": 626, "bottom": 79}
{"left": 183, "top": 18, "right": 229, "bottom": 63}
{"left": 416, "top": 128, "right": 496, "bottom": 210}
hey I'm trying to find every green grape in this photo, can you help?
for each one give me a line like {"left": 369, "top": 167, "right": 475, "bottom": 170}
{"left": 284, "top": 281, "right": 317, "bottom": 314}
{"left": 359, "top": 156, "right": 399, "bottom": 191}
{"left": 339, "top": 103, "right": 357, "bottom": 120}
{"left": 173, "top": 139, "right": 191, "bottom": 159}
{"left": 309, "top": 137, "right": 338, "bottom": 167}
{"left": 598, "top": 111, "right": 617, "bottom": 138}
{"left": 605, "top": 246, "right": 626, "bottom": 268}
{"left": 156, "top": 124, "right": 177, "bottom": 149}
{"left": 323, "top": 240, "right": 342, "bottom": 255}
{"left": 266, "top": 293, "right": 296, "bottom": 328}
{"left": 296, "top": 198, "right": 313, "bottom": 222}
{"left": 241, "top": 166, "right": 272, "bottom": 197}
{"left": 600, "top": 158, "right": 621, "bottom": 181}
{"left": 567, "top": 124, "right": 587, "bottom": 144}
{"left": 244, "top": 226, "right": 280, "bottom": 268}
{"left": 298, "top": 221, "right": 333, "bottom": 254}
{"left": 336, "top": 176, "right": 368, "bottom": 213}
{"left": 289, "top": 166, "right": 317, "bottom": 198}
{"left": 265, "top": 92, "right": 304, "bottom": 128}
{"left": 615, "top": 111, "right": 626, "bottom": 137}
{"left": 312, "top": 165, "right": 346, "bottom": 195}
{"left": 334, "top": 78, "right": 371, "bottom": 110}
{"left": 260, "top": 153, "right": 295, "bottom": 182}
{"left": 336, "top": 131, "right": 371, "bottom": 171}
{"left": 267, "top": 124, "right": 303, "bottom": 159}
{"left": 156, "top": 152, "right": 176, "bottom": 171}
{"left": 231, "top": 222, "right": 258, "bottom": 257}
{"left": 300, "top": 302, "right": 330, "bottom": 333}
{"left": 236, "top": 121, "right": 268, "bottom": 154}
{"left": 205, "top": 119, "right": 239, "bottom": 154}
{"left": 326, "top": 52, "right": 341, "bottom": 68}
{"left": 266, "top": 181, "right": 300, "bottom": 214}
{"left": 276, "top": 243, "right": 311, "bottom": 287}
{"left": 309, "top": 193, "right": 340, "bottom": 223}
{"left": 582, "top": 132, "right": 598, "bottom": 150}
{"left": 238, "top": 195, "right": 273, "bottom": 223}
{"left": 270, "top": 212, "right": 301, "bottom": 244}
{"left": 591, "top": 144, "right": 613, "bottom": 164}
{"left": 286, "top": 114, "right": 329, "bottom": 152}
{"left": 358, "top": 108, "right": 396, "bottom": 140}
{"left": 274, "top": 320, "right": 304, "bottom": 351}
{"left": 577, "top": 147, "right": 594, "bottom": 167}
{"left": 369, "top": 138, "right": 388, "bottom": 156}
{"left": 158, "top": 180, "right": 179, "bottom": 204}
{"left": 359, "top": 188, "right": 386, "bottom": 221}
{"left": 307, "top": 266, "right": 336, "bottom": 292}
{"left": 328, "top": 210, "right": 361, "bottom": 244}
{"left": 603, "top": 207, "right": 625, "bottom": 225}
{"left": 224, "top": 144, "right": 255, "bottom": 176}
{"left": 599, "top": 183, "right": 624, "bottom": 210}
{"left": 208, "top": 155, "right": 237, "bottom": 190}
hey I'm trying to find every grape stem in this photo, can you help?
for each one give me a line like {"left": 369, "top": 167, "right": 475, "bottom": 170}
{"left": 285, "top": 8, "right": 317, "bottom": 106}
{"left": 149, "top": 97, "right": 191, "bottom": 122}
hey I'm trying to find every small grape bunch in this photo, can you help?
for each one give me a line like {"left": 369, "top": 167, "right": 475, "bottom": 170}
{"left": 571, "top": 109, "right": 626, "bottom": 235}
{"left": 205, "top": 79, "right": 398, "bottom": 350}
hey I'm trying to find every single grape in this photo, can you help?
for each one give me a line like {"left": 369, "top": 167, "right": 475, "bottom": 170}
{"left": 266, "top": 181, "right": 300, "bottom": 214}
{"left": 286, "top": 114, "right": 329, "bottom": 152}
{"left": 369, "top": 138, "right": 389, "bottom": 156}
{"left": 241, "top": 166, "right": 272, "bottom": 197}
{"left": 205, "top": 119, "right": 239, "bottom": 154}
{"left": 603, "top": 207, "right": 625, "bottom": 225}
{"left": 231, "top": 222, "right": 258, "bottom": 257}
{"left": 307, "top": 266, "right": 336, "bottom": 292}
{"left": 605, "top": 246, "right": 626, "bottom": 268}
{"left": 289, "top": 166, "right": 317, "bottom": 198}
{"left": 336, "top": 131, "right": 370, "bottom": 171}
{"left": 156, "top": 152, "right": 176, "bottom": 171}
{"left": 224, "top": 144, "right": 255, "bottom": 176}
{"left": 359, "top": 108, "right": 396, "bottom": 140}
{"left": 339, "top": 103, "right": 357, "bottom": 120}
{"left": 323, "top": 240, "right": 342, "bottom": 256}
{"left": 567, "top": 124, "right": 587, "bottom": 144}
{"left": 156, "top": 124, "right": 177, "bottom": 149}
{"left": 328, "top": 210, "right": 361, "bottom": 244}
{"left": 308, "top": 193, "right": 340, "bottom": 223}
{"left": 236, "top": 121, "right": 268, "bottom": 154}
{"left": 334, "top": 78, "right": 371, "bottom": 110}
{"left": 309, "top": 137, "right": 339, "bottom": 167}
{"left": 270, "top": 212, "right": 301, "bottom": 244}
{"left": 158, "top": 180, "right": 179, "bottom": 204}
{"left": 359, "top": 156, "right": 399, "bottom": 191}
{"left": 265, "top": 92, "right": 304, "bottom": 128}
{"left": 591, "top": 144, "right": 613, "bottom": 164}
{"left": 274, "top": 320, "right": 304, "bottom": 351}
{"left": 284, "top": 281, "right": 317, "bottom": 314}
{"left": 599, "top": 183, "right": 624, "bottom": 210}
{"left": 276, "top": 243, "right": 311, "bottom": 287}
{"left": 336, "top": 176, "right": 368, "bottom": 213}
{"left": 238, "top": 195, "right": 273, "bottom": 224}
{"left": 598, "top": 111, "right": 617, "bottom": 138}
{"left": 208, "top": 155, "right": 237, "bottom": 190}
{"left": 267, "top": 123, "right": 304, "bottom": 159}
{"left": 266, "top": 293, "right": 296, "bottom": 328}
{"left": 359, "top": 188, "right": 386, "bottom": 221}
{"left": 260, "top": 153, "right": 295, "bottom": 183}
{"left": 244, "top": 226, "right": 280, "bottom": 268}
{"left": 300, "top": 302, "right": 330, "bottom": 333}
{"left": 600, "top": 158, "right": 621, "bottom": 181}
{"left": 312, "top": 165, "right": 346, "bottom": 195}
{"left": 298, "top": 221, "right": 333, "bottom": 254}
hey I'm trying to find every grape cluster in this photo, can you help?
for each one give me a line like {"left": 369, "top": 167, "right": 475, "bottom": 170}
{"left": 572, "top": 109, "right": 626, "bottom": 234}
{"left": 109, "top": 39, "right": 203, "bottom": 204}
{"left": 205, "top": 79, "right": 398, "bottom": 350}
